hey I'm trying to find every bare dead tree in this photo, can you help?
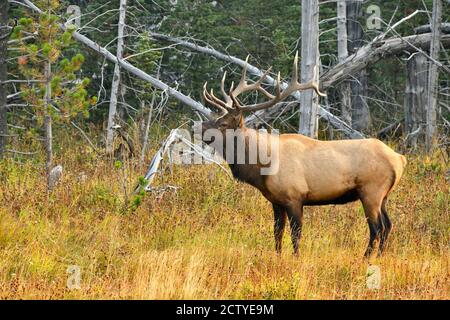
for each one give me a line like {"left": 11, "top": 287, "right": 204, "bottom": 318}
{"left": 43, "top": 60, "right": 53, "bottom": 190}
{"left": 426, "top": 0, "right": 443, "bottom": 152}
{"left": 106, "top": 0, "right": 127, "bottom": 154}
{"left": 141, "top": 56, "right": 165, "bottom": 164}
{"left": 347, "top": 0, "right": 370, "bottom": 131}
{"left": 0, "top": 0, "right": 9, "bottom": 157}
{"left": 405, "top": 53, "right": 428, "bottom": 148}
{"left": 299, "top": 0, "right": 320, "bottom": 138}
{"left": 336, "top": 0, "right": 351, "bottom": 125}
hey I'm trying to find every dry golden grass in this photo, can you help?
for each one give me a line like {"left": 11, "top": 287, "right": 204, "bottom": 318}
{"left": 0, "top": 138, "right": 448, "bottom": 299}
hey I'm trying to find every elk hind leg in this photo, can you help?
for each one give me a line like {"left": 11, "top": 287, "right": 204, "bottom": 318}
{"left": 378, "top": 197, "right": 393, "bottom": 255}
{"left": 272, "top": 203, "right": 287, "bottom": 254}
{"left": 359, "top": 192, "right": 384, "bottom": 258}
{"left": 285, "top": 203, "right": 304, "bottom": 256}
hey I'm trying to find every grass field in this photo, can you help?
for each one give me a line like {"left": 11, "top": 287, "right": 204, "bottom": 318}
{"left": 0, "top": 139, "right": 448, "bottom": 299}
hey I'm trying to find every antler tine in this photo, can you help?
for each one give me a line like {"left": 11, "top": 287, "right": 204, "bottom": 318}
{"left": 238, "top": 71, "right": 282, "bottom": 112}
{"left": 229, "top": 81, "right": 235, "bottom": 93}
{"left": 279, "top": 54, "right": 326, "bottom": 99}
{"left": 220, "top": 71, "right": 233, "bottom": 107}
{"left": 231, "top": 59, "right": 274, "bottom": 99}
{"left": 290, "top": 64, "right": 327, "bottom": 97}
{"left": 210, "top": 88, "right": 233, "bottom": 110}
{"left": 229, "top": 86, "right": 242, "bottom": 110}
{"left": 254, "top": 67, "right": 275, "bottom": 100}
{"left": 276, "top": 72, "right": 281, "bottom": 98}
{"left": 201, "top": 54, "right": 326, "bottom": 116}
{"left": 203, "top": 82, "right": 228, "bottom": 115}
{"left": 230, "top": 55, "right": 250, "bottom": 97}
{"left": 238, "top": 55, "right": 326, "bottom": 113}
{"left": 240, "top": 55, "right": 250, "bottom": 84}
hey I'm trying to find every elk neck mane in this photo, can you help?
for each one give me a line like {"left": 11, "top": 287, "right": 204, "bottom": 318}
{"left": 223, "top": 127, "right": 272, "bottom": 190}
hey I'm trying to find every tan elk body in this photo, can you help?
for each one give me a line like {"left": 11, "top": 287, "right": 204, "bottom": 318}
{"left": 200, "top": 54, "right": 406, "bottom": 256}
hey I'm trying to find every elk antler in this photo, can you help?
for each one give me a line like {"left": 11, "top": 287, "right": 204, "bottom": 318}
{"left": 202, "top": 52, "right": 326, "bottom": 114}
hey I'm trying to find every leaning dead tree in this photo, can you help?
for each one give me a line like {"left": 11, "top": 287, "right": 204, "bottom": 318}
{"left": 106, "top": 0, "right": 127, "bottom": 154}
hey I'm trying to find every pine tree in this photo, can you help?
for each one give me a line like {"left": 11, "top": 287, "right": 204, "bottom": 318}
{"left": 13, "top": 0, "right": 96, "bottom": 190}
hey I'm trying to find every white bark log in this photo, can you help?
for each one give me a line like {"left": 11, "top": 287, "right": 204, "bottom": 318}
{"left": 106, "top": 0, "right": 127, "bottom": 153}
{"left": 137, "top": 129, "right": 229, "bottom": 193}
{"left": 299, "top": 0, "right": 320, "bottom": 138}
{"left": 426, "top": 0, "right": 442, "bottom": 152}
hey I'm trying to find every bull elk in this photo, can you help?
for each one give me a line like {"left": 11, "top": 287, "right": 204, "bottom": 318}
{"left": 199, "top": 54, "right": 406, "bottom": 257}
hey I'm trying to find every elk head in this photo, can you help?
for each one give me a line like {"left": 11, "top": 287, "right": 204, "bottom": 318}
{"left": 199, "top": 52, "right": 326, "bottom": 139}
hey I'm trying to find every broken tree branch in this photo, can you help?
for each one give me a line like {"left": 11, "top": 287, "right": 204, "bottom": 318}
{"left": 321, "top": 32, "right": 450, "bottom": 88}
